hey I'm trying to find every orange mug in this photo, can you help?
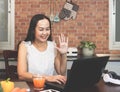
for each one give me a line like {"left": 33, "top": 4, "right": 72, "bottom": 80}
{"left": 33, "top": 74, "right": 46, "bottom": 90}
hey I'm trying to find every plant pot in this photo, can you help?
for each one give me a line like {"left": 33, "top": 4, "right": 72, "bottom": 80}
{"left": 82, "top": 48, "right": 95, "bottom": 56}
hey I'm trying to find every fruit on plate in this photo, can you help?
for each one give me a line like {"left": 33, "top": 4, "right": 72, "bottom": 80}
{"left": 11, "top": 87, "right": 27, "bottom": 92}
{"left": 1, "top": 78, "right": 14, "bottom": 92}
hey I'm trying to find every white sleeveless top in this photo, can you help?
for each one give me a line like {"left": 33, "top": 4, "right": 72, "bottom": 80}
{"left": 23, "top": 41, "right": 55, "bottom": 75}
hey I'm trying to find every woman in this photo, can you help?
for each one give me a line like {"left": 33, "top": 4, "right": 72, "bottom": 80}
{"left": 17, "top": 14, "right": 68, "bottom": 84}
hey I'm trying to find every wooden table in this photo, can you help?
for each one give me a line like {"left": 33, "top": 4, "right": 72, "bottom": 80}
{"left": 26, "top": 79, "right": 120, "bottom": 92}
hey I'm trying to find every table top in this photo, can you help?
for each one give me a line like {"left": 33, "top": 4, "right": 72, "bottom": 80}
{"left": 1, "top": 78, "right": 119, "bottom": 92}
{"left": 26, "top": 79, "right": 120, "bottom": 92}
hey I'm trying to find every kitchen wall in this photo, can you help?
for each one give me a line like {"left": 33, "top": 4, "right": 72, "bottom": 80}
{"left": 15, "top": 0, "right": 120, "bottom": 54}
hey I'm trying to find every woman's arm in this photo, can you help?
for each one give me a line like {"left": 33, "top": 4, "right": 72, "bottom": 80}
{"left": 17, "top": 42, "right": 33, "bottom": 81}
{"left": 54, "top": 34, "right": 68, "bottom": 75}
{"left": 55, "top": 52, "right": 67, "bottom": 75}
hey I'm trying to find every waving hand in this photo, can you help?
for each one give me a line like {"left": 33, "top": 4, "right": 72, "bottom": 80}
{"left": 55, "top": 34, "right": 68, "bottom": 54}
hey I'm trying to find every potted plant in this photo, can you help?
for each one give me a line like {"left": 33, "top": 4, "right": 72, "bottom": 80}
{"left": 78, "top": 41, "right": 96, "bottom": 56}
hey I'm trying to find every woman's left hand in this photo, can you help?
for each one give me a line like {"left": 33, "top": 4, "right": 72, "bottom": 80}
{"left": 55, "top": 34, "right": 68, "bottom": 54}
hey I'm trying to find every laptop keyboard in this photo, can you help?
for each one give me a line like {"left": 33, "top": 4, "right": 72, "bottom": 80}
{"left": 45, "top": 82, "right": 65, "bottom": 91}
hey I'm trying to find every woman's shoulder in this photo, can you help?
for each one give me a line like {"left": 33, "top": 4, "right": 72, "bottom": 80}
{"left": 20, "top": 41, "right": 31, "bottom": 45}
{"left": 19, "top": 41, "right": 32, "bottom": 47}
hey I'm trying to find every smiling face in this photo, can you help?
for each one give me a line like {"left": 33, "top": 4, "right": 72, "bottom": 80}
{"left": 34, "top": 18, "right": 51, "bottom": 43}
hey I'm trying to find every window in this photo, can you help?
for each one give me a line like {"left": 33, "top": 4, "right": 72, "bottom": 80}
{"left": 109, "top": 0, "right": 120, "bottom": 50}
{"left": 0, "top": 0, "right": 15, "bottom": 50}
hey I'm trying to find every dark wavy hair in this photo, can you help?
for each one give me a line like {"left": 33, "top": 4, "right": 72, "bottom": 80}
{"left": 25, "top": 14, "right": 52, "bottom": 42}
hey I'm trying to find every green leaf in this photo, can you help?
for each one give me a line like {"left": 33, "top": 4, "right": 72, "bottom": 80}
{"left": 6, "top": 78, "right": 10, "bottom": 82}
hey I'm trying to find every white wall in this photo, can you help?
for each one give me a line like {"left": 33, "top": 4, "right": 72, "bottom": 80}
{"left": 105, "top": 62, "right": 120, "bottom": 75}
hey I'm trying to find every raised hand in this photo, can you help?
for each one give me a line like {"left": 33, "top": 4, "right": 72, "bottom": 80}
{"left": 55, "top": 34, "right": 68, "bottom": 54}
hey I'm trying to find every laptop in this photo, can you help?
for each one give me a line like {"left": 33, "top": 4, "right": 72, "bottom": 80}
{"left": 45, "top": 56, "right": 110, "bottom": 92}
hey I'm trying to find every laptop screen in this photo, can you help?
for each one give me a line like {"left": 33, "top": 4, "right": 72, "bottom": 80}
{"left": 64, "top": 56, "right": 109, "bottom": 92}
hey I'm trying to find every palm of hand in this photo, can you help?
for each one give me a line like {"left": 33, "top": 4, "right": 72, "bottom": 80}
{"left": 55, "top": 34, "right": 68, "bottom": 54}
{"left": 59, "top": 41, "right": 68, "bottom": 54}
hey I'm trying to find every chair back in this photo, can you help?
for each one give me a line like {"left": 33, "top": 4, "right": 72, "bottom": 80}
{"left": 3, "top": 50, "right": 18, "bottom": 80}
